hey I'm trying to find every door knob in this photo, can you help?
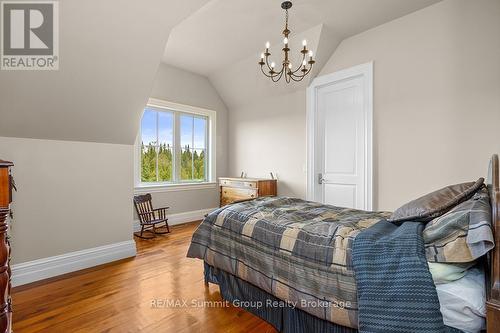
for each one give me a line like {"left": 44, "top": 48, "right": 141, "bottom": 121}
{"left": 318, "top": 173, "right": 325, "bottom": 185}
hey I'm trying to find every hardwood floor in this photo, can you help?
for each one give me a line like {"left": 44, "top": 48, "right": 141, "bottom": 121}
{"left": 12, "top": 222, "right": 277, "bottom": 333}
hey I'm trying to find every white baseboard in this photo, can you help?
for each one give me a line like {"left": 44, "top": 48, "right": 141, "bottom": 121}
{"left": 133, "top": 207, "right": 217, "bottom": 232}
{"left": 12, "top": 208, "right": 215, "bottom": 287}
{"left": 12, "top": 240, "right": 137, "bottom": 287}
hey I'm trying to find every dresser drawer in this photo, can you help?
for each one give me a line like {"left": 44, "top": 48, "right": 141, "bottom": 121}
{"left": 220, "top": 187, "right": 257, "bottom": 206}
{"left": 220, "top": 179, "right": 258, "bottom": 189}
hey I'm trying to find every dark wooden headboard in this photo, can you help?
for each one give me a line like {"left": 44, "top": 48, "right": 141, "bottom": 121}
{"left": 487, "top": 154, "right": 500, "bottom": 332}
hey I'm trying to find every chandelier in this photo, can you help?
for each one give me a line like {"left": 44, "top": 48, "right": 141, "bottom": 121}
{"left": 259, "top": 1, "right": 315, "bottom": 83}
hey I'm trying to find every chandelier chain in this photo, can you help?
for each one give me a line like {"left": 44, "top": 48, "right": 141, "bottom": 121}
{"left": 285, "top": 9, "right": 289, "bottom": 31}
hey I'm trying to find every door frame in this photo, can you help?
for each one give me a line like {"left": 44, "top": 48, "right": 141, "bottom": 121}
{"left": 306, "top": 62, "right": 373, "bottom": 210}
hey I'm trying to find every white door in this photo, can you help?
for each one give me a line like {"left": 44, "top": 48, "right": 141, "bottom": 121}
{"left": 307, "top": 63, "right": 372, "bottom": 210}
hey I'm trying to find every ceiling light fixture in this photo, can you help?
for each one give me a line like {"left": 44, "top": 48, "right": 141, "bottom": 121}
{"left": 259, "top": 1, "right": 315, "bottom": 83}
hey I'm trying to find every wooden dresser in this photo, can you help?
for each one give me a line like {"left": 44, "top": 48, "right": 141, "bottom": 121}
{"left": 219, "top": 177, "right": 277, "bottom": 206}
{"left": 0, "top": 160, "right": 13, "bottom": 333}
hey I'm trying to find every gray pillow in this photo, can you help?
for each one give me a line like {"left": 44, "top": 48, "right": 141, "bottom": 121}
{"left": 424, "top": 187, "right": 493, "bottom": 263}
{"left": 388, "top": 178, "right": 484, "bottom": 223}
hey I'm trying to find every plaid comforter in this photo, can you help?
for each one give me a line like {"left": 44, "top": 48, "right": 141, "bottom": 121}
{"left": 187, "top": 197, "right": 390, "bottom": 328}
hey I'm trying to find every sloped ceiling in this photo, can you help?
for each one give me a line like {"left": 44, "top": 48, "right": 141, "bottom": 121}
{"left": 0, "top": 0, "right": 209, "bottom": 145}
{"left": 163, "top": 0, "right": 442, "bottom": 76}
{"left": 210, "top": 24, "right": 339, "bottom": 109}
{"left": 163, "top": 0, "right": 442, "bottom": 109}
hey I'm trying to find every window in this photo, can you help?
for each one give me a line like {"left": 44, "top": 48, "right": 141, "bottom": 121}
{"left": 136, "top": 99, "right": 215, "bottom": 188}
{"left": 180, "top": 114, "right": 207, "bottom": 181}
{"left": 140, "top": 109, "right": 175, "bottom": 182}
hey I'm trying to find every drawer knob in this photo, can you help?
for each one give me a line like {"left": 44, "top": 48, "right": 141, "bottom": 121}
{"left": 251, "top": 195, "right": 255, "bottom": 198}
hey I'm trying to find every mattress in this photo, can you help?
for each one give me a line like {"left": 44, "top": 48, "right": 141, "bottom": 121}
{"left": 436, "top": 267, "right": 486, "bottom": 333}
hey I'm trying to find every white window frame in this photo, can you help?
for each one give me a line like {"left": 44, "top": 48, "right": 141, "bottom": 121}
{"left": 134, "top": 98, "right": 217, "bottom": 193}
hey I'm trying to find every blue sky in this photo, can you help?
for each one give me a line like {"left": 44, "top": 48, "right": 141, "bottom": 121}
{"left": 141, "top": 108, "right": 206, "bottom": 148}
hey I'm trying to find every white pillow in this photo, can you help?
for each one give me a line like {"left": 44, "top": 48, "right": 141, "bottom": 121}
{"left": 436, "top": 267, "right": 486, "bottom": 333}
{"left": 428, "top": 262, "right": 474, "bottom": 284}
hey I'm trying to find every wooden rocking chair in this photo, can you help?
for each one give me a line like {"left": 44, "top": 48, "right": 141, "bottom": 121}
{"left": 133, "top": 194, "right": 170, "bottom": 239}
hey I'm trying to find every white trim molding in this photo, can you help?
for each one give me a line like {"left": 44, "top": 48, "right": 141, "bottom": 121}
{"left": 134, "top": 182, "right": 217, "bottom": 194}
{"left": 12, "top": 240, "right": 137, "bottom": 287}
{"left": 306, "top": 62, "right": 373, "bottom": 210}
{"left": 134, "top": 98, "right": 217, "bottom": 188}
{"left": 133, "top": 207, "right": 217, "bottom": 232}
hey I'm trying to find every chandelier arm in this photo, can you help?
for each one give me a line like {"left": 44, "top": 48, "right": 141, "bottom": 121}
{"left": 275, "top": 71, "right": 284, "bottom": 83}
{"left": 290, "top": 66, "right": 304, "bottom": 75}
{"left": 288, "top": 69, "right": 306, "bottom": 80}
{"left": 289, "top": 71, "right": 307, "bottom": 79}
{"left": 289, "top": 52, "right": 307, "bottom": 75}
{"left": 289, "top": 74, "right": 306, "bottom": 82}
{"left": 270, "top": 67, "right": 280, "bottom": 82}
{"left": 274, "top": 64, "right": 285, "bottom": 77}
{"left": 264, "top": 55, "right": 274, "bottom": 73}
{"left": 290, "top": 63, "right": 313, "bottom": 79}
{"left": 272, "top": 65, "right": 285, "bottom": 82}
{"left": 289, "top": 67, "right": 305, "bottom": 76}
{"left": 302, "top": 64, "right": 314, "bottom": 77}
{"left": 274, "top": 68, "right": 284, "bottom": 82}
{"left": 260, "top": 66, "right": 275, "bottom": 78}
{"left": 289, "top": 73, "right": 306, "bottom": 82}
{"left": 265, "top": 54, "right": 284, "bottom": 76}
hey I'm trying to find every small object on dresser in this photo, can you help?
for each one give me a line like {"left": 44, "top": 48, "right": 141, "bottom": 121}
{"left": 0, "top": 159, "right": 13, "bottom": 333}
{"left": 133, "top": 194, "right": 170, "bottom": 239}
{"left": 219, "top": 177, "right": 277, "bottom": 207}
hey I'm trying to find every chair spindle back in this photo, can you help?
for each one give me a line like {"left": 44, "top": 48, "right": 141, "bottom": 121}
{"left": 134, "top": 194, "right": 154, "bottom": 223}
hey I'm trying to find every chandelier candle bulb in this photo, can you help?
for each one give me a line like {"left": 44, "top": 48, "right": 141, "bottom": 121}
{"left": 302, "top": 40, "right": 307, "bottom": 46}
{"left": 284, "top": 37, "right": 288, "bottom": 45}
{"left": 266, "top": 41, "right": 270, "bottom": 49}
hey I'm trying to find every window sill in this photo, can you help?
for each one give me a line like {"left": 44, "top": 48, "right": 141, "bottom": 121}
{"left": 134, "top": 182, "right": 217, "bottom": 194}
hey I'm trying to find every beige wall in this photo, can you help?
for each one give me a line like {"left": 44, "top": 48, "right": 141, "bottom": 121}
{"left": 227, "top": 90, "right": 307, "bottom": 197}
{"left": 0, "top": 137, "right": 134, "bottom": 264}
{"left": 319, "top": 0, "right": 500, "bottom": 210}
{"left": 226, "top": 0, "right": 500, "bottom": 210}
{"left": 144, "top": 64, "right": 228, "bottom": 213}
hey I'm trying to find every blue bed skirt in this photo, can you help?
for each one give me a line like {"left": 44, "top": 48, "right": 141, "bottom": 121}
{"left": 204, "top": 262, "right": 357, "bottom": 333}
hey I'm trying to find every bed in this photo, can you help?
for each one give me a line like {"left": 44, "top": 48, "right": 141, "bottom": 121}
{"left": 187, "top": 155, "right": 500, "bottom": 333}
